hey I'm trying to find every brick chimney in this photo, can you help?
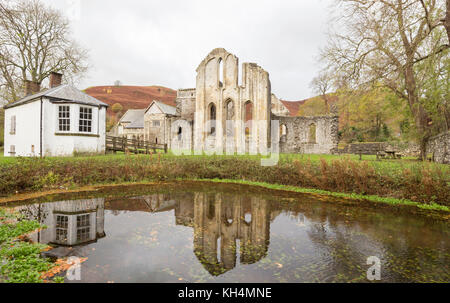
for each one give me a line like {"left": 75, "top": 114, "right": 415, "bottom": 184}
{"left": 25, "top": 80, "right": 41, "bottom": 96}
{"left": 49, "top": 72, "right": 63, "bottom": 88}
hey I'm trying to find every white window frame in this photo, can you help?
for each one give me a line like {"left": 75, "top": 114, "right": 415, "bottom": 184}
{"left": 76, "top": 213, "right": 91, "bottom": 243}
{"left": 58, "top": 105, "right": 71, "bottom": 132}
{"left": 55, "top": 215, "right": 69, "bottom": 244}
{"left": 10, "top": 115, "right": 16, "bottom": 135}
{"left": 79, "top": 106, "right": 93, "bottom": 133}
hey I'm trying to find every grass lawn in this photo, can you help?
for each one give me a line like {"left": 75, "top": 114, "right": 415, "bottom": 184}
{"left": 0, "top": 151, "right": 448, "bottom": 209}
{"left": 1, "top": 151, "right": 446, "bottom": 176}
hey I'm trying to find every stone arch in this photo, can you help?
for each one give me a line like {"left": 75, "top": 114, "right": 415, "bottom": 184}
{"left": 225, "top": 99, "right": 234, "bottom": 120}
{"left": 177, "top": 126, "right": 182, "bottom": 141}
{"left": 280, "top": 124, "right": 287, "bottom": 143}
{"left": 223, "top": 205, "right": 234, "bottom": 227}
{"left": 224, "top": 54, "right": 237, "bottom": 87}
{"left": 218, "top": 57, "right": 223, "bottom": 87}
{"left": 205, "top": 58, "right": 217, "bottom": 88}
{"left": 208, "top": 102, "right": 217, "bottom": 136}
{"left": 224, "top": 99, "right": 235, "bottom": 140}
{"left": 308, "top": 123, "right": 317, "bottom": 143}
{"left": 244, "top": 101, "right": 253, "bottom": 137}
{"left": 207, "top": 194, "right": 215, "bottom": 220}
{"left": 243, "top": 212, "right": 252, "bottom": 226}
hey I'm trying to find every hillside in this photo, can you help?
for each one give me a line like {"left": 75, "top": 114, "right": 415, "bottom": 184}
{"left": 280, "top": 95, "right": 339, "bottom": 117}
{"left": 84, "top": 85, "right": 177, "bottom": 117}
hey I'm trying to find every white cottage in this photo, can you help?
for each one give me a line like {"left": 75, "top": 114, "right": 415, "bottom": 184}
{"left": 3, "top": 72, "right": 108, "bottom": 157}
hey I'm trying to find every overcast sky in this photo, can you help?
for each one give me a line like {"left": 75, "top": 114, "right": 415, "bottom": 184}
{"left": 42, "top": 0, "right": 335, "bottom": 101}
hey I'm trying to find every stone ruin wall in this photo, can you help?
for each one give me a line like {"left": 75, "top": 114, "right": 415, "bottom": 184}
{"left": 277, "top": 115, "right": 339, "bottom": 154}
{"left": 271, "top": 94, "right": 290, "bottom": 117}
{"left": 171, "top": 48, "right": 340, "bottom": 155}
{"left": 339, "top": 142, "right": 421, "bottom": 157}
{"left": 193, "top": 48, "right": 271, "bottom": 154}
{"left": 427, "top": 131, "right": 450, "bottom": 164}
{"left": 175, "top": 88, "right": 196, "bottom": 121}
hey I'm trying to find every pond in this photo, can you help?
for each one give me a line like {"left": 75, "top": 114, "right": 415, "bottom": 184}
{"left": 3, "top": 183, "right": 449, "bottom": 283}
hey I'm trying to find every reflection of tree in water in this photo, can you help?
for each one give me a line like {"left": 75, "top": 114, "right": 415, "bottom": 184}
{"left": 284, "top": 202, "right": 449, "bottom": 282}
{"left": 11, "top": 189, "right": 448, "bottom": 282}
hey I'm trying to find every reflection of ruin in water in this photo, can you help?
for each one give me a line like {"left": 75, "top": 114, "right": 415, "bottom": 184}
{"left": 15, "top": 192, "right": 273, "bottom": 276}
{"left": 10, "top": 188, "right": 449, "bottom": 282}
{"left": 177, "top": 193, "right": 271, "bottom": 276}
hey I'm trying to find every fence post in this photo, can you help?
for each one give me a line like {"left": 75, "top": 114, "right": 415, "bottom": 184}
{"left": 164, "top": 144, "right": 168, "bottom": 154}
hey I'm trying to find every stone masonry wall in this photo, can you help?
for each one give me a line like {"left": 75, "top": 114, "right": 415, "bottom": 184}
{"left": 176, "top": 88, "right": 196, "bottom": 121}
{"left": 277, "top": 115, "right": 339, "bottom": 154}
{"left": 339, "top": 142, "right": 420, "bottom": 157}
{"left": 427, "top": 131, "right": 450, "bottom": 164}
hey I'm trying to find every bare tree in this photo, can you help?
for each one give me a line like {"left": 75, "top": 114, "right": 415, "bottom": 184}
{"left": 322, "top": 0, "right": 449, "bottom": 159}
{"left": 445, "top": 0, "right": 450, "bottom": 41}
{"left": 0, "top": 0, "right": 88, "bottom": 102}
{"left": 310, "top": 71, "right": 334, "bottom": 114}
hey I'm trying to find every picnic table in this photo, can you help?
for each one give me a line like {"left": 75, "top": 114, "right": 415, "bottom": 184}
{"left": 381, "top": 150, "right": 402, "bottom": 159}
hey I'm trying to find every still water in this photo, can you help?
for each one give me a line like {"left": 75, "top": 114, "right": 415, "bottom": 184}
{"left": 6, "top": 183, "right": 450, "bottom": 283}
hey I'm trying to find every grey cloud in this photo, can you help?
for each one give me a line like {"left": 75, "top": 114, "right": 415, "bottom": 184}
{"left": 43, "top": 0, "right": 334, "bottom": 100}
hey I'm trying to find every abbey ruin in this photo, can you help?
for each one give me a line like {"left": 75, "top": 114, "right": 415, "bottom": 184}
{"left": 117, "top": 48, "right": 339, "bottom": 154}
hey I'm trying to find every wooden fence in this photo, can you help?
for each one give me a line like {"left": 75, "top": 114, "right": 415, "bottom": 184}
{"left": 106, "top": 136, "right": 167, "bottom": 154}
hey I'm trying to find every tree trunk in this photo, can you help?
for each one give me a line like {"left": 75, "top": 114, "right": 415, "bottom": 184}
{"left": 404, "top": 65, "right": 430, "bottom": 160}
{"left": 445, "top": 0, "right": 450, "bottom": 43}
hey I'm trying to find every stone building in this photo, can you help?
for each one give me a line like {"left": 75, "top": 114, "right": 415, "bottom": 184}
{"left": 173, "top": 48, "right": 339, "bottom": 154}
{"left": 144, "top": 100, "right": 177, "bottom": 144}
{"left": 3, "top": 72, "right": 108, "bottom": 157}
{"left": 114, "top": 48, "right": 339, "bottom": 154}
{"left": 117, "top": 109, "right": 145, "bottom": 140}
{"left": 427, "top": 131, "right": 450, "bottom": 164}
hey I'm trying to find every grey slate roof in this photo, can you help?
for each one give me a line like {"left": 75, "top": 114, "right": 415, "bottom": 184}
{"left": 4, "top": 84, "right": 108, "bottom": 109}
{"left": 147, "top": 100, "right": 177, "bottom": 115}
{"left": 119, "top": 100, "right": 177, "bottom": 129}
{"left": 124, "top": 114, "right": 144, "bottom": 129}
{"left": 119, "top": 109, "right": 145, "bottom": 123}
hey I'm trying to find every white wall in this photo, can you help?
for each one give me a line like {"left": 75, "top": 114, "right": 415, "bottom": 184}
{"left": 4, "top": 98, "right": 107, "bottom": 157}
{"left": 43, "top": 100, "right": 107, "bottom": 156}
{"left": 4, "top": 101, "right": 41, "bottom": 157}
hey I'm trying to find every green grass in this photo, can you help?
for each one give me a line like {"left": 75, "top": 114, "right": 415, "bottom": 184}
{"left": 1, "top": 151, "right": 445, "bottom": 172}
{"left": 0, "top": 152, "right": 448, "bottom": 207}
{"left": 0, "top": 208, "right": 60, "bottom": 283}
{"left": 195, "top": 179, "right": 449, "bottom": 212}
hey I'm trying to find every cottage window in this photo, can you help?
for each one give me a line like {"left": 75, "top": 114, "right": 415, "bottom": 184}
{"left": 58, "top": 106, "right": 70, "bottom": 132}
{"left": 79, "top": 107, "right": 92, "bottom": 133}
{"left": 76, "top": 214, "right": 91, "bottom": 242}
{"left": 9, "top": 145, "right": 15, "bottom": 155}
{"left": 55, "top": 215, "right": 69, "bottom": 244}
{"left": 10, "top": 115, "right": 16, "bottom": 134}
{"left": 152, "top": 120, "right": 160, "bottom": 127}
